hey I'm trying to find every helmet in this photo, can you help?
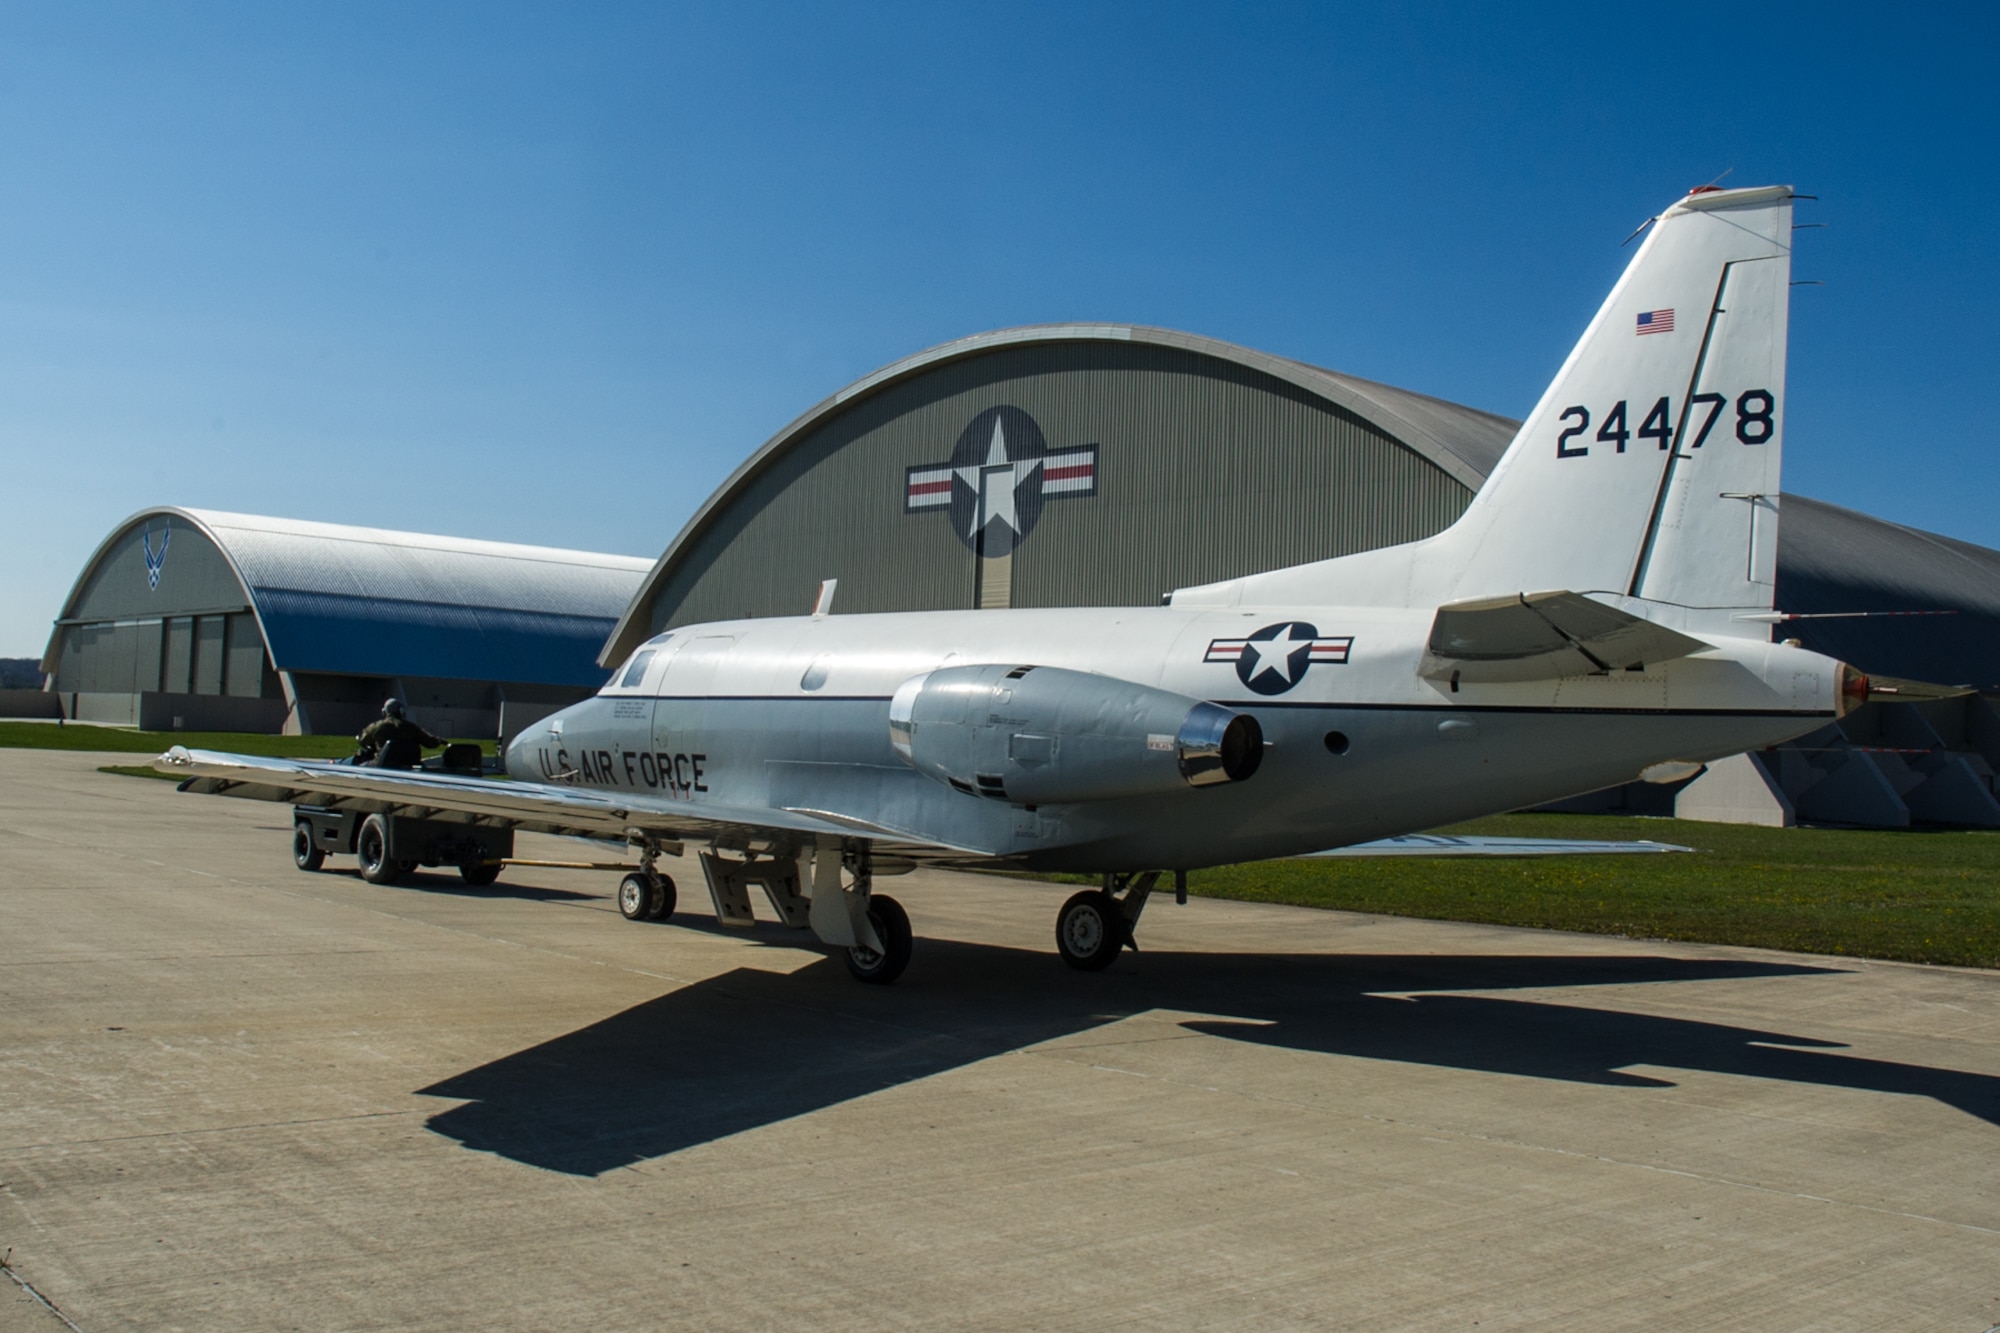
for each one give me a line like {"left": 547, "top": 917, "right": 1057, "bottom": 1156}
{"left": 382, "top": 698, "right": 406, "bottom": 719}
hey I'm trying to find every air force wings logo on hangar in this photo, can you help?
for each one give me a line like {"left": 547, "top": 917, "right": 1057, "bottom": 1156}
{"left": 1205, "top": 621, "right": 1353, "bottom": 695}
{"left": 142, "top": 519, "right": 171, "bottom": 591}
{"left": 904, "top": 406, "right": 1097, "bottom": 557}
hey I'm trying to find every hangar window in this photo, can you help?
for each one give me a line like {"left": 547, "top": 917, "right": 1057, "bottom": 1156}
{"left": 619, "top": 649, "right": 656, "bottom": 688}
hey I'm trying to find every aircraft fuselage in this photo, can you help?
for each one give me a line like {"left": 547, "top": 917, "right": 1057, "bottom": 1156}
{"left": 505, "top": 604, "right": 1838, "bottom": 872}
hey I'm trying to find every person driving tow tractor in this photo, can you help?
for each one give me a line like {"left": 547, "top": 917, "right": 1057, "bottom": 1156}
{"left": 355, "top": 698, "right": 444, "bottom": 770}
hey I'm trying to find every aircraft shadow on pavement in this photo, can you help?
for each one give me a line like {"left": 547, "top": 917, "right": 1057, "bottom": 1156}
{"left": 323, "top": 867, "right": 599, "bottom": 903}
{"left": 417, "top": 937, "right": 2000, "bottom": 1176}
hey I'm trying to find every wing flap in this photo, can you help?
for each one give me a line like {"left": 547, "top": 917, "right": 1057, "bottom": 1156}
{"left": 1421, "top": 590, "right": 1710, "bottom": 683}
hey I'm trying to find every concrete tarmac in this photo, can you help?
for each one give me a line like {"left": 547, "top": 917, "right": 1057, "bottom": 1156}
{"left": 2, "top": 749, "right": 1998, "bottom": 1331}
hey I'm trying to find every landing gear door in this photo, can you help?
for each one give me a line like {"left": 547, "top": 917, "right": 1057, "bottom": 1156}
{"left": 650, "top": 634, "right": 735, "bottom": 800}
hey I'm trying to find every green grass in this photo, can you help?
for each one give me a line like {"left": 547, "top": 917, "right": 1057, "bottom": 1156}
{"left": 0, "top": 721, "right": 499, "bottom": 761}
{"left": 0, "top": 721, "right": 363, "bottom": 758}
{"left": 1177, "top": 812, "right": 2000, "bottom": 969}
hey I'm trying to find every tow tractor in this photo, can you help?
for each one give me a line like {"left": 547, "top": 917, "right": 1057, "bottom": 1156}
{"left": 291, "top": 742, "right": 514, "bottom": 887}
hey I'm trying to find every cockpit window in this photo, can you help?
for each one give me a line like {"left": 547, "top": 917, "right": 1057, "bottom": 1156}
{"left": 619, "top": 649, "right": 656, "bottom": 688}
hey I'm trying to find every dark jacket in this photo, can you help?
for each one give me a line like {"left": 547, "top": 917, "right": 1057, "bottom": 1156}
{"left": 357, "top": 716, "right": 444, "bottom": 770}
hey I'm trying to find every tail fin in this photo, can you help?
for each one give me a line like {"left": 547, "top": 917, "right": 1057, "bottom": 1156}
{"left": 1458, "top": 184, "right": 1793, "bottom": 613}
{"left": 1180, "top": 185, "right": 1795, "bottom": 628}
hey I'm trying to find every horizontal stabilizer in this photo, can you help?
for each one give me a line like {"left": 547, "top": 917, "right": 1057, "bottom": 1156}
{"left": 1421, "top": 591, "right": 1710, "bottom": 683}
{"left": 1863, "top": 675, "right": 1978, "bottom": 702}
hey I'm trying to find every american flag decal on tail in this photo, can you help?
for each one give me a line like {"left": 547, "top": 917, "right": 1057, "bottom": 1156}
{"left": 1636, "top": 308, "right": 1675, "bottom": 335}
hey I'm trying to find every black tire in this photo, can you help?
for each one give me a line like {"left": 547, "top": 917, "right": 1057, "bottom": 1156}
{"left": 459, "top": 861, "right": 502, "bottom": 887}
{"left": 844, "top": 893, "right": 912, "bottom": 985}
{"left": 292, "top": 823, "right": 325, "bottom": 873}
{"left": 648, "top": 874, "right": 677, "bottom": 921}
{"left": 357, "top": 815, "right": 405, "bottom": 885}
{"left": 1056, "top": 890, "right": 1126, "bottom": 971}
{"left": 617, "top": 872, "right": 653, "bottom": 921}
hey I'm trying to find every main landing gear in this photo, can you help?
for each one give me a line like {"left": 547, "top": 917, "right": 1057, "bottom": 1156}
{"left": 611, "top": 836, "right": 914, "bottom": 986}
{"left": 816, "top": 840, "right": 910, "bottom": 986}
{"left": 844, "top": 891, "right": 912, "bottom": 986}
{"left": 1056, "top": 871, "right": 1174, "bottom": 971}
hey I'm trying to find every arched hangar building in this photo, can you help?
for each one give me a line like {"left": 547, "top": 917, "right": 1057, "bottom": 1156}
{"left": 604, "top": 324, "right": 2000, "bottom": 829}
{"left": 44, "top": 508, "right": 652, "bottom": 738}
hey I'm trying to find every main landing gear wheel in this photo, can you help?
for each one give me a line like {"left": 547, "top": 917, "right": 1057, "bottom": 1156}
{"left": 459, "top": 861, "right": 502, "bottom": 888}
{"left": 292, "top": 823, "right": 325, "bottom": 873}
{"left": 357, "top": 814, "right": 406, "bottom": 885}
{"left": 1056, "top": 890, "right": 1126, "bottom": 971}
{"left": 618, "top": 873, "right": 676, "bottom": 921}
{"left": 647, "top": 874, "right": 677, "bottom": 921}
{"left": 844, "top": 893, "right": 912, "bottom": 985}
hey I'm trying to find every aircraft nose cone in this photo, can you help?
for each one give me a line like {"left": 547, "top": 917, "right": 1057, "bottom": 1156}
{"left": 504, "top": 722, "right": 553, "bottom": 781}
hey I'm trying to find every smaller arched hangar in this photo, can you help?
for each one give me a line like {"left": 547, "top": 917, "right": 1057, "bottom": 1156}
{"left": 45, "top": 508, "right": 652, "bottom": 737}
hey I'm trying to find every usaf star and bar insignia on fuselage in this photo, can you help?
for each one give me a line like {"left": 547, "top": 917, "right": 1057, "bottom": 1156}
{"left": 1203, "top": 622, "right": 1354, "bottom": 696}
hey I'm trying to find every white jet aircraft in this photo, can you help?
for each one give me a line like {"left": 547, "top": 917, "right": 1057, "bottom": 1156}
{"left": 162, "top": 183, "right": 1869, "bottom": 984}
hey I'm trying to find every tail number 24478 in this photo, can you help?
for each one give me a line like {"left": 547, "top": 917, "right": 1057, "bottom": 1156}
{"left": 1556, "top": 391, "right": 1776, "bottom": 459}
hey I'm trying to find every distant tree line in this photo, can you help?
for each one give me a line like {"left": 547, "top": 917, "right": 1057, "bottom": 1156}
{"left": 0, "top": 658, "right": 46, "bottom": 689}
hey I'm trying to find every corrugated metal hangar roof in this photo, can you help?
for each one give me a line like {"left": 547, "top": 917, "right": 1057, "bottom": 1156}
{"left": 1775, "top": 495, "right": 2000, "bottom": 690}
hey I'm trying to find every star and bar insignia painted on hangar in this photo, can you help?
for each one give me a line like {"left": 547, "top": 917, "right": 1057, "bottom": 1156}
{"left": 1205, "top": 621, "right": 1353, "bottom": 695}
{"left": 905, "top": 406, "right": 1097, "bottom": 557}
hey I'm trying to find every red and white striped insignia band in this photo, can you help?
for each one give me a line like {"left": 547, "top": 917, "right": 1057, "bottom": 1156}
{"left": 904, "top": 464, "right": 955, "bottom": 510}
{"left": 1204, "top": 636, "right": 1352, "bottom": 663}
{"left": 1040, "top": 446, "right": 1097, "bottom": 496}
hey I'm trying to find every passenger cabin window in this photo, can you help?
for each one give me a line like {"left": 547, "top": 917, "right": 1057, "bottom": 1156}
{"left": 619, "top": 649, "right": 656, "bottom": 689}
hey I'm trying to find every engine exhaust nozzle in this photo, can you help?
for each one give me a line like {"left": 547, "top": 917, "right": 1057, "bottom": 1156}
{"left": 1176, "top": 702, "right": 1264, "bottom": 786}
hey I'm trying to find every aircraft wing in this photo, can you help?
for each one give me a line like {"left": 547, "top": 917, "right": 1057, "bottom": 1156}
{"left": 1302, "top": 833, "right": 1692, "bottom": 858}
{"left": 1420, "top": 590, "right": 1710, "bottom": 683}
{"left": 153, "top": 747, "right": 965, "bottom": 859}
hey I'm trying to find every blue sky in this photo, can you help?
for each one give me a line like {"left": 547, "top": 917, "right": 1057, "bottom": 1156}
{"left": 3, "top": 2, "right": 1994, "bottom": 655}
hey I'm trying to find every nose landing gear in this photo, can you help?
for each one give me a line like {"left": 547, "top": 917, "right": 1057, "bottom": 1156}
{"left": 616, "top": 841, "right": 677, "bottom": 921}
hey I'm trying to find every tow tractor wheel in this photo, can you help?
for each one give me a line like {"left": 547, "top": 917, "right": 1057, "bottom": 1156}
{"left": 292, "top": 823, "right": 326, "bottom": 873}
{"left": 1056, "top": 889, "right": 1126, "bottom": 971}
{"left": 459, "top": 860, "right": 502, "bottom": 888}
{"left": 844, "top": 893, "right": 912, "bottom": 985}
{"left": 357, "top": 815, "right": 406, "bottom": 885}
{"left": 648, "top": 874, "right": 677, "bottom": 921}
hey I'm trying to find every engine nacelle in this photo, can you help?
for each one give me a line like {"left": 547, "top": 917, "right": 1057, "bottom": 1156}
{"left": 887, "top": 664, "right": 1262, "bottom": 805}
